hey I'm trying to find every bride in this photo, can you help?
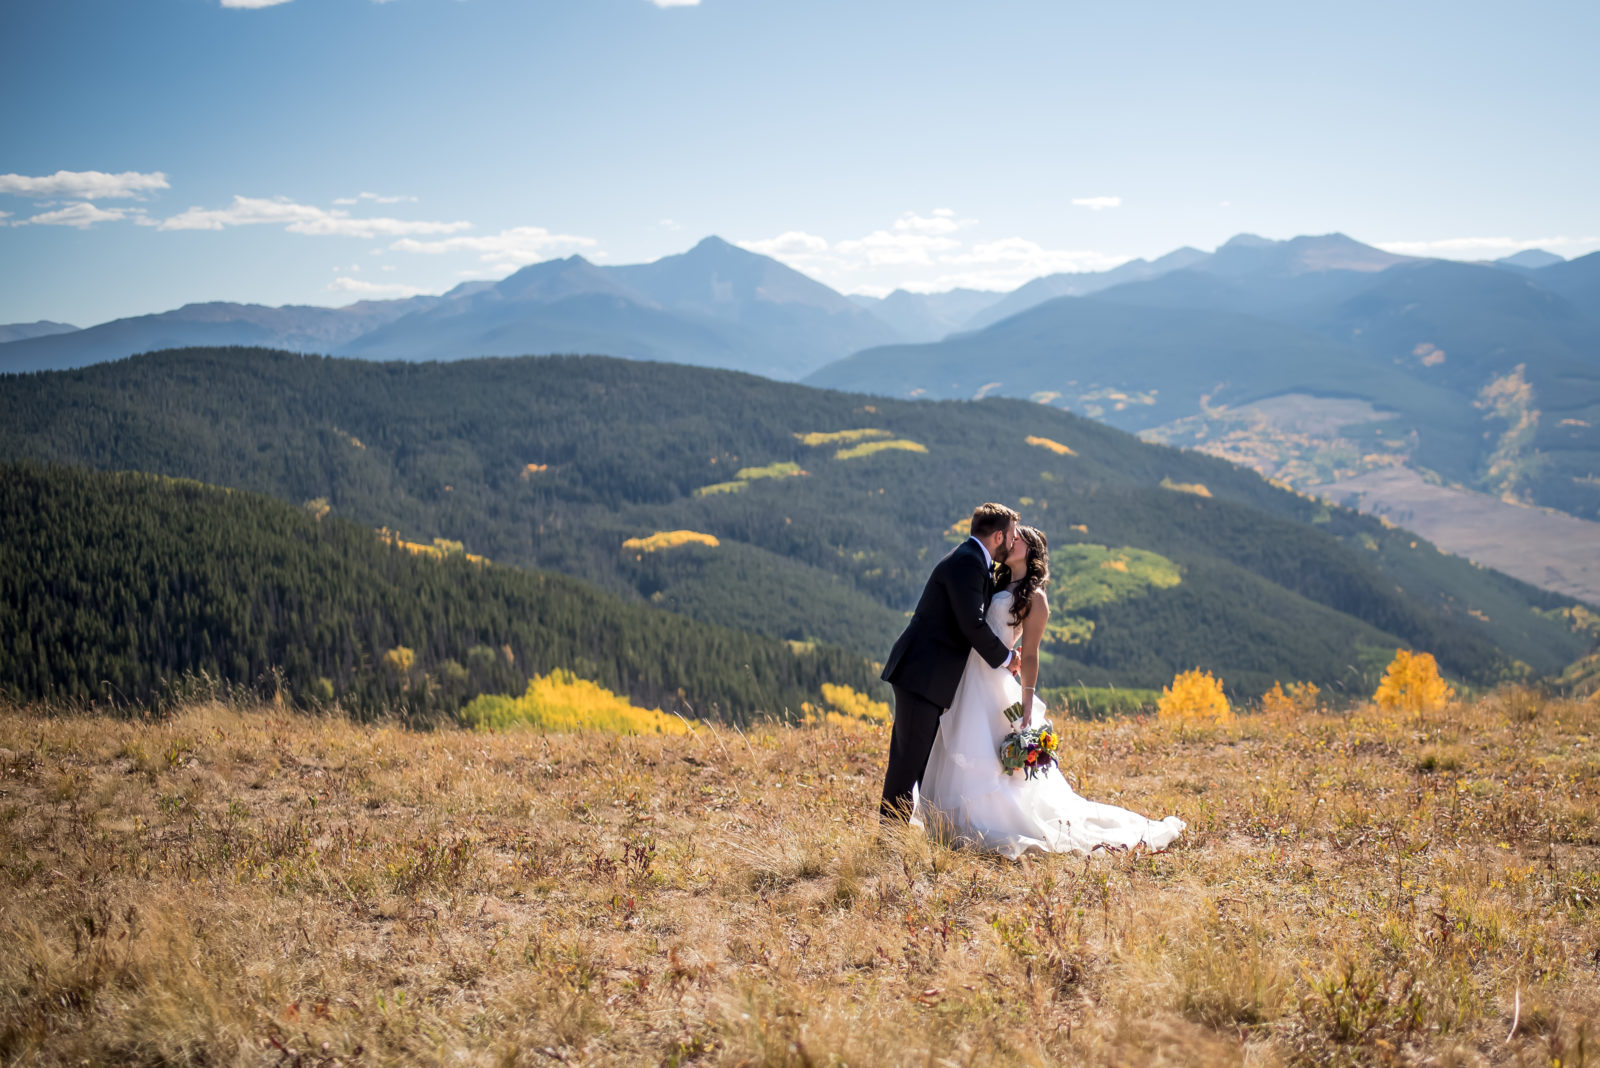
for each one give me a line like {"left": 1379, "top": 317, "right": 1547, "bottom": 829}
{"left": 915, "top": 525, "right": 1186, "bottom": 858}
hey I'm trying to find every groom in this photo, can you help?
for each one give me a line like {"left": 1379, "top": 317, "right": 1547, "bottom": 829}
{"left": 879, "top": 502, "right": 1020, "bottom": 821}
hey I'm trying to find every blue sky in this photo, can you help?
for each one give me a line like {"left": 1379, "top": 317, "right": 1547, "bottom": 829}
{"left": 2, "top": 0, "right": 1596, "bottom": 326}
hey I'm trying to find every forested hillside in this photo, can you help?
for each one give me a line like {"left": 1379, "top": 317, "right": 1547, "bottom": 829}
{"left": 0, "top": 463, "right": 878, "bottom": 722}
{"left": 1, "top": 348, "right": 1591, "bottom": 697}
{"left": 809, "top": 250, "right": 1600, "bottom": 523}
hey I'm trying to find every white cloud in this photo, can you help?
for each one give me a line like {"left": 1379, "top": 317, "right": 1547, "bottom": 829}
{"left": 657, "top": 218, "right": 682, "bottom": 231}
{"left": 13, "top": 202, "right": 130, "bottom": 228}
{"left": 1375, "top": 234, "right": 1600, "bottom": 260}
{"left": 221, "top": 0, "right": 292, "bottom": 7}
{"left": 158, "top": 195, "right": 469, "bottom": 238}
{"left": 835, "top": 228, "right": 961, "bottom": 267}
{"left": 738, "top": 230, "right": 829, "bottom": 257}
{"left": 332, "top": 191, "right": 418, "bottom": 206}
{"left": 390, "top": 225, "right": 598, "bottom": 270}
{"left": 736, "top": 208, "right": 1131, "bottom": 294}
{"left": 329, "top": 276, "right": 431, "bottom": 298}
{"left": 892, "top": 210, "right": 976, "bottom": 236}
{"left": 648, "top": 0, "right": 700, "bottom": 6}
{"left": 0, "top": 169, "right": 169, "bottom": 200}
{"left": 1071, "top": 196, "right": 1122, "bottom": 211}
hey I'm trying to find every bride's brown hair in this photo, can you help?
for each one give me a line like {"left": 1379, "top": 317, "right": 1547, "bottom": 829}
{"left": 1005, "top": 525, "right": 1049, "bottom": 625}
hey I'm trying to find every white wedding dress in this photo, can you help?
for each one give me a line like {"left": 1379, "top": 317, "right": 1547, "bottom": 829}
{"left": 915, "top": 588, "right": 1186, "bottom": 859}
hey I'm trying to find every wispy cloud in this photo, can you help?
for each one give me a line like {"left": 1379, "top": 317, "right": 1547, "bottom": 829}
{"left": 737, "top": 209, "right": 1128, "bottom": 294}
{"left": 220, "top": 0, "right": 293, "bottom": 8}
{"left": 892, "top": 209, "right": 976, "bottom": 236}
{"left": 647, "top": 0, "right": 701, "bottom": 7}
{"left": 13, "top": 202, "right": 135, "bottom": 229}
{"left": 1375, "top": 234, "right": 1600, "bottom": 260}
{"left": 332, "top": 191, "right": 418, "bottom": 206}
{"left": 0, "top": 169, "right": 169, "bottom": 199}
{"left": 390, "top": 225, "right": 598, "bottom": 270}
{"left": 739, "top": 231, "right": 829, "bottom": 257}
{"left": 1071, "top": 196, "right": 1121, "bottom": 211}
{"left": 158, "top": 195, "right": 469, "bottom": 238}
{"left": 329, "top": 276, "right": 431, "bottom": 298}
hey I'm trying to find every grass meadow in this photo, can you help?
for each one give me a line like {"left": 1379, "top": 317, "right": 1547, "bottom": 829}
{"left": 1, "top": 690, "right": 1596, "bottom": 1066}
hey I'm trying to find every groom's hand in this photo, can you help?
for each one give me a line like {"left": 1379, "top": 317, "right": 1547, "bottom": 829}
{"left": 1008, "top": 653, "right": 1022, "bottom": 678}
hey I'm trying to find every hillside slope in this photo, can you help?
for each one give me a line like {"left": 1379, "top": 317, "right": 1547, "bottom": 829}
{"left": 2, "top": 348, "right": 1588, "bottom": 696}
{"left": 0, "top": 462, "right": 877, "bottom": 721}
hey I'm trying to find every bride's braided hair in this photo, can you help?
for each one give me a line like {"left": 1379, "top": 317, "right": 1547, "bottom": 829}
{"left": 1005, "top": 525, "right": 1049, "bottom": 625}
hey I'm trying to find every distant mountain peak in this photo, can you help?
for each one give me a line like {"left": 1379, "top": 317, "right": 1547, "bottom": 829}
{"left": 0, "top": 320, "right": 80, "bottom": 345}
{"left": 1207, "top": 232, "right": 1411, "bottom": 276}
{"left": 1496, "top": 249, "right": 1565, "bottom": 270}
{"left": 490, "top": 253, "right": 633, "bottom": 303}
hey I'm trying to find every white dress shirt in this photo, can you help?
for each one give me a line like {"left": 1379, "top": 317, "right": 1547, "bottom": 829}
{"left": 969, "top": 536, "right": 1017, "bottom": 669}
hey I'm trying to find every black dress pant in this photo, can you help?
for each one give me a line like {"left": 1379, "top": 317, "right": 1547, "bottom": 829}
{"left": 880, "top": 684, "right": 943, "bottom": 821}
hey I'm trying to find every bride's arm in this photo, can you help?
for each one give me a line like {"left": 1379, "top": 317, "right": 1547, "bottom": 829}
{"left": 1018, "top": 593, "right": 1049, "bottom": 724}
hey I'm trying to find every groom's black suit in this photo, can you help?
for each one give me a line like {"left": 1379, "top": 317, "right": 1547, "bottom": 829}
{"left": 879, "top": 537, "right": 1013, "bottom": 820}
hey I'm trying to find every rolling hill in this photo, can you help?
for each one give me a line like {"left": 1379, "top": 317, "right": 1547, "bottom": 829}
{"left": 1, "top": 347, "right": 1590, "bottom": 699}
{"left": 0, "top": 461, "right": 875, "bottom": 721}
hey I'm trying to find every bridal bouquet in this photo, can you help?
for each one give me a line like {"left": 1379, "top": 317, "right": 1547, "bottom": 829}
{"left": 998, "top": 700, "right": 1059, "bottom": 779}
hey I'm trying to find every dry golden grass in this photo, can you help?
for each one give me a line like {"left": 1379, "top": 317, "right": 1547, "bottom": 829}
{"left": 2, "top": 692, "right": 1598, "bottom": 1066}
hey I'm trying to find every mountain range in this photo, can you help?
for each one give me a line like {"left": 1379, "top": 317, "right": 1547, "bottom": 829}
{"left": 0, "top": 237, "right": 900, "bottom": 380}
{"left": 6, "top": 231, "right": 1588, "bottom": 385}
{"left": 5, "top": 230, "right": 1597, "bottom": 597}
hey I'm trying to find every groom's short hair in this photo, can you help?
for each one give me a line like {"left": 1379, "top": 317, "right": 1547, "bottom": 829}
{"left": 970, "top": 502, "right": 1019, "bottom": 540}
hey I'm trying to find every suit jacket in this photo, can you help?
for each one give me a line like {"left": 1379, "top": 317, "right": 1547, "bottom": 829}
{"left": 881, "top": 538, "right": 1013, "bottom": 708}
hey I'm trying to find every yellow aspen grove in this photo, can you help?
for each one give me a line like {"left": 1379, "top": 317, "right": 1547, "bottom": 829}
{"left": 802, "top": 683, "right": 893, "bottom": 729}
{"left": 1261, "top": 680, "right": 1320, "bottom": 715}
{"left": 460, "top": 669, "right": 690, "bottom": 734}
{"left": 1157, "top": 668, "right": 1233, "bottom": 724}
{"left": 1373, "top": 649, "right": 1454, "bottom": 713}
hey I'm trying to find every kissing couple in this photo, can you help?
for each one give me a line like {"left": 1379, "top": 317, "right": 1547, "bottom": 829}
{"left": 879, "top": 503, "right": 1185, "bottom": 858}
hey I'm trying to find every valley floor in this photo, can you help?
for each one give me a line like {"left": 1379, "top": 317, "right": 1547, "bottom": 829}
{"left": 2, "top": 695, "right": 1598, "bottom": 1066}
{"left": 1311, "top": 467, "right": 1600, "bottom": 608}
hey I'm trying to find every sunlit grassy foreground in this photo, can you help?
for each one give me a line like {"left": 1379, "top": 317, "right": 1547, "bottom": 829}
{"left": 2, "top": 691, "right": 1597, "bottom": 1066}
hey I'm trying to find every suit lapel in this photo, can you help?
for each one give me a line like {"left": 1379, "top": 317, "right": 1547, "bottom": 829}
{"left": 975, "top": 539, "right": 995, "bottom": 597}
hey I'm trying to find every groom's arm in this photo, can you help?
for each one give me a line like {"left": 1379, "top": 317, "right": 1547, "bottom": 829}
{"left": 946, "top": 555, "right": 1013, "bottom": 670}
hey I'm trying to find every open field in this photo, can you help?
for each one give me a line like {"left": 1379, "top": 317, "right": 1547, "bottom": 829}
{"left": 2, "top": 693, "right": 1598, "bottom": 1066}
